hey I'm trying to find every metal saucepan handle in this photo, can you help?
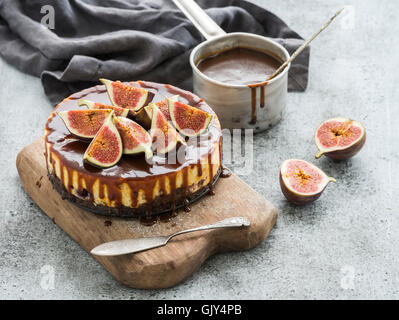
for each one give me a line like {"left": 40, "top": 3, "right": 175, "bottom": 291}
{"left": 172, "top": 0, "right": 226, "bottom": 40}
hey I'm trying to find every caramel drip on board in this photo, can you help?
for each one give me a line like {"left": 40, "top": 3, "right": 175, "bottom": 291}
{"left": 221, "top": 165, "right": 232, "bottom": 178}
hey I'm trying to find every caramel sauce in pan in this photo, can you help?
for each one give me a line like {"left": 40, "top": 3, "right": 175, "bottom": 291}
{"left": 197, "top": 47, "right": 282, "bottom": 125}
{"left": 197, "top": 47, "right": 281, "bottom": 85}
{"left": 45, "top": 81, "right": 224, "bottom": 222}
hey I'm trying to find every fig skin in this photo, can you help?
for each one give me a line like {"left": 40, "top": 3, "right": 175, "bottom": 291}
{"left": 279, "top": 173, "right": 326, "bottom": 205}
{"left": 316, "top": 132, "right": 366, "bottom": 160}
{"left": 279, "top": 159, "right": 336, "bottom": 206}
{"left": 132, "top": 107, "right": 152, "bottom": 129}
{"left": 315, "top": 118, "right": 366, "bottom": 160}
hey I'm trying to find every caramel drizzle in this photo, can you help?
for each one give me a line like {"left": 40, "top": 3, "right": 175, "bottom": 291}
{"left": 250, "top": 87, "right": 257, "bottom": 124}
{"left": 197, "top": 162, "right": 203, "bottom": 177}
{"left": 182, "top": 167, "right": 191, "bottom": 212}
{"left": 247, "top": 81, "right": 268, "bottom": 125}
{"left": 208, "top": 153, "right": 215, "bottom": 195}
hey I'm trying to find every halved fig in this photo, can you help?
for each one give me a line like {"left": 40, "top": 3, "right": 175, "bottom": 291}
{"left": 114, "top": 116, "right": 153, "bottom": 159}
{"left": 78, "top": 99, "right": 129, "bottom": 117}
{"left": 99, "top": 78, "right": 153, "bottom": 111}
{"left": 83, "top": 112, "right": 123, "bottom": 168}
{"left": 168, "top": 99, "right": 212, "bottom": 136}
{"left": 315, "top": 117, "right": 366, "bottom": 160}
{"left": 280, "top": 159, "right": 336, "bottom": 205}
{"left": 57, "top": 109, "right": 112, "bottom": 139}
{"left": 149, "top": 103, "right": 185, "bottom": 154}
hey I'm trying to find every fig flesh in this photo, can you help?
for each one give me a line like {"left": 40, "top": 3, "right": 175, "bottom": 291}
{"left": 145, "top": 95, "right": 179, "bottom": 121}
{"left": 168, "top": 99, "right": 212, "bottom": 136}
{"left": 83, "top": 112, "right": 123, "bottom": 168}
{"left": 57, "top": 109, "right": 112, "bottom": 139}
{"left": 114, "top": 116, "right": 153, "bottom": 159}
{"left": 315, "top": 117, "right": 366, "bottom": 160}
{"left": 137, "top": 95, "right": 179, "bottom": 128}
{"left": 78, "top": 99, "right": 129, "bottom": 117}
{"left": 99, "top": 78, "right": 153, "bottom": 111}
{"left": 149, "top": 103, "right": 185, "bottom": 154}
{"left": 280, "top": 159, "right": 336, "bottom": 205}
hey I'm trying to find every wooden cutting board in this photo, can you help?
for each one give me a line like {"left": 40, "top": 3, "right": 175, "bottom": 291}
{"left": 16, "top": 138, "right": 277, "bottom": 289}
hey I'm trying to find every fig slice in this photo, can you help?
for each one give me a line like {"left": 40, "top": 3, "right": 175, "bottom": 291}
{"left": 57, "top": 109, "right": 112, "bottom": 139}
{"left": 99, "top": 78, "right": 154, "bottom": 111}
{"left": 315, "top": 117, "right": 366, "bottom": 160}
{"left": 280, "top": 159, "right": 336, "bottom": 205}
{"left": 145, "top": 95, "right": 179, "bottom": 121}
{"left": 149, "top": 103, "right": 185, "bottom": 154}
{"left": 168, "top": 99, "right": 212, "bottom": 136}
{"left": 135, "top": 95, "right": 180, "bottom": 129}
{"left": 78, "top": 99, "right": 129, "bottom": 117}
{"left": 83, "top": 112, "right": 123, "bottom": 168}
{"left": 114, "top": 116, "right": 153, "bottom": 159}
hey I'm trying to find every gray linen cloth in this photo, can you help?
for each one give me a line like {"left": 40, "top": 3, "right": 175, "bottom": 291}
{"left": 0, "top": 0, "right": 309, "bottom": 105}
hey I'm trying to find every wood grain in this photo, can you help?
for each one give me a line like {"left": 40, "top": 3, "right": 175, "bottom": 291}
{"left": 16, "top": 138, "right": 278, "bottom": 289}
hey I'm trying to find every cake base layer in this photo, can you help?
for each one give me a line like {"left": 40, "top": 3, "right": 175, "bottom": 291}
{"left": 48, "top": 167, "right": 221, "bottom": 218}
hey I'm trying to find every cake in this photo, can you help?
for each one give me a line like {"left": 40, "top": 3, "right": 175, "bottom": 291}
{"left": 44, "top": 80, "right": 222, "bottom": 218}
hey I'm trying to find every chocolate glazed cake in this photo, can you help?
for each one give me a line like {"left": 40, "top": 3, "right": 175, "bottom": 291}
{"left": 44, "top": 81, "right": 222, "bottom": 218}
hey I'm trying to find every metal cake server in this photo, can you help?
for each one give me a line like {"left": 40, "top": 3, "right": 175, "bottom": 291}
{"left": 91, "top": 217, "right": 250, "bottom": 256}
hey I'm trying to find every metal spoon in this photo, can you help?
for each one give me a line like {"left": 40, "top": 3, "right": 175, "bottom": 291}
{"left": 266, "top": 7, "right": 345, "bottom": 82}
{"left": 90, "top": 217, "right": 250, "bottom": 256}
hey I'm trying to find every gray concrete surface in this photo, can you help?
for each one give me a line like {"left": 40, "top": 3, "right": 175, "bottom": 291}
{"left": 1, "top": 0, "right": 398, "bottom": 299}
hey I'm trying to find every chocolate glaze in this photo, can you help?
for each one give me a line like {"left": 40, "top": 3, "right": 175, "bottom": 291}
{"left": 45, "top": 81, "right": 222, "bottom": 218}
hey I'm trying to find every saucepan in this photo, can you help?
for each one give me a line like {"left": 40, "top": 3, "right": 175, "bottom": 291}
{"left": 172, "top": 0, "right": 291, "bottom": 132}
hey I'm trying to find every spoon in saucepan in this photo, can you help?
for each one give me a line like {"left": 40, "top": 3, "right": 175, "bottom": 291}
{"left": 91, "top": 217, "right": 250, "bottom": 256}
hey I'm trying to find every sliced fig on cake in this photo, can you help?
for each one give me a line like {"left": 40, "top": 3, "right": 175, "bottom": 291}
{"left": 315, "top": 117, "right": 366, "bottom": 160}
{"left": 114, "top": 116, "right": 153, "bottom": 159}
{"left": 149, "top": 103, "right": 185, "bottom": 154}
{"left": 132, "top": 106, "right": 152, "bottom": 129}
{"left": 168, "top": 99, "right": 212, "bottom": 136}
{"left": 139, "top": 95, "right": 179, "bottom": 123}
{"left": 83, "top": 112, "right": 123, "bottom": 168}
{"left": 78, "top": 99, "right": 129, "bottom": 117}
{"left": 99, "top": 78, "right": 153, "bottom": 111}
{"left": 57, "top": 109, "right": 112, "bottom": 139}
{"left": 280, "top": 159, "right": 336, "bottom": 205}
